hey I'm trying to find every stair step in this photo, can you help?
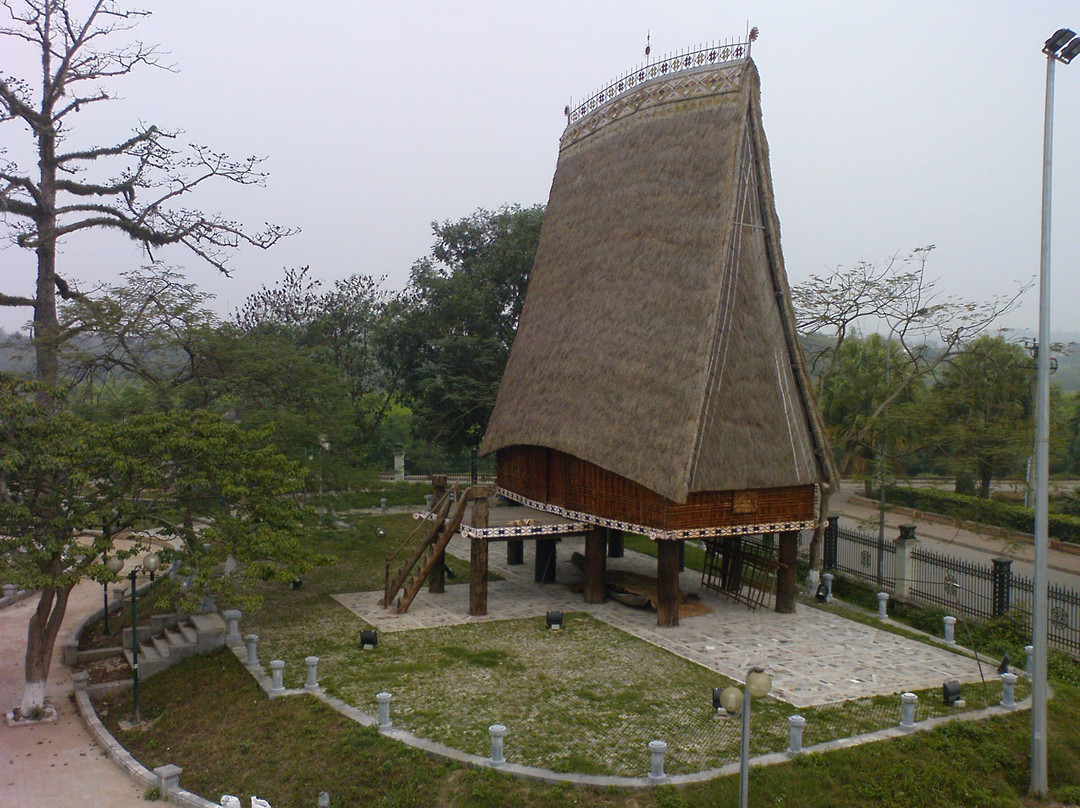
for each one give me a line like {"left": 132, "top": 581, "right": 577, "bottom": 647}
{"left": 179, "top": 623, "right": 198, "bottom": 644}
{"left": 151, "top": 635, "right": 171, "bottom": 658}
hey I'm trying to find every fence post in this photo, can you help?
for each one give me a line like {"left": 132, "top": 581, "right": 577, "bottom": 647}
{"left": 991, "top": 557, "right": 1012, "bottom": 617}
{"left": 824, "top": 516, "right": 839, "bottom": 570}
{"left": 893, "top": 524, "right": 918, "bottom": 599}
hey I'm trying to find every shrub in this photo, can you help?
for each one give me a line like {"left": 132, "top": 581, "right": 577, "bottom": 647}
{"left": 879, "top": 486, "right": 1080, "bottom": 544}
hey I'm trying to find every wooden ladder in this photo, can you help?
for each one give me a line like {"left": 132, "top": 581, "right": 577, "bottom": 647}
{"left": 382, "top": 486, "right": 478, "bottom": 614}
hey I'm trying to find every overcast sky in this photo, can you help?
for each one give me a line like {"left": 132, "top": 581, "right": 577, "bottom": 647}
{"left": 3, "top": 0, "right": 1079, "bottom": 336}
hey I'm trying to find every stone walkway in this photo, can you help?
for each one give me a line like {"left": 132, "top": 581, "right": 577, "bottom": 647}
{"left": 336, "top": 513, "right": 985, "bottom": 709}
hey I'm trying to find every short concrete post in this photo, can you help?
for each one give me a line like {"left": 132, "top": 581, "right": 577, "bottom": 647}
{"left": 787, "top": 715, "right": 806, "bottom": 755}
{"left": 3, "top": 583, "right": 17, "bottom": 600}
{"left": 304, "top": 656, "right": 320, "bottom": 691}
{"left": 489, "top": 724, "right": 507, "bottom": 766}
{"left": 877, "top": 591, "right": 889, "bottom": 620}
{"left": 900, "top": 692, "right": 918, "bottom": 730}
{"left": 222, "top": 609, "right": 242, "bottom": 645}
{"left": 893, "top": 525, "right": 918, "bottom": 599}
{"left": 244, "top": 634, "right": 259, "bottom": 667}
{"left": 153, "top": 764, "right": 182, "bottom": 797}
{"left": 1000, "top": 672, "right": 1018, "bottom": 709}
{"left": 269, "top": 660, "right": 285, "bottom": 695}
{"left": 424, "top": 494, "right": 434, "bottom": 511}
{"left": 111, "top": 586, "right": 127, "bottom": 606}
{"left": 943, "top": 616, "right": 957, "bottom": 645}
{"left": 317, "top": 792, "right": 330, "bottom": 808}
{"left": 1025, "top": 645, "right": 1034, "bottom": 680}
{"left": 380, "top": 497, "right": 388, "bottom": 516}
{"left": 377, "top": 692, "right": 393, "bottom": 729}
{"left": 72, "top": 671, "right": 90, "bottom": 692}
{"left": 822, "top": 572, "right": 834, "bottom": 601}
{"left": 647, "top": 740, "right": 667, "bottom": 783}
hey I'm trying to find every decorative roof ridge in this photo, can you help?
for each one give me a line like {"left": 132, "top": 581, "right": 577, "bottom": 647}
{"left": 564, "top": 37, "right": 753, "bottom": 127}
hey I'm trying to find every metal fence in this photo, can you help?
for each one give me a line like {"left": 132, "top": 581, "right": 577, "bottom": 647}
{"left": 828, "top": 525, "right": 897, "bottom": 591}
{"left": 823, "top": 521, "right": 1080, "bottom": 657}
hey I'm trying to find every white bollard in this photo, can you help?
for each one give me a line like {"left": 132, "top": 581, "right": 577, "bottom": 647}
{"left": 244, "top": 634, "right": 259, "bottom": 667}
{"left": 822, "top": 573, "right": 834, "bottom": 601}
{"left": 269, "top": 660, "right": 285, "bottom": 695}
{"left": 304, "top": 656, "right": 319, "bottom": 691}
{"left": 900, "top": 692, "right": 918, "bottom": 730}
{"left": 877, "top": 592, "right": 889, "bottom": 620}
{"left": 647, "top": 740, "right": 667, "bottom": 783}
{"left": 787, "top": 715, "right": 806, "bottom": 755}
{"left": 222, "top": 610, "right": 242, "bottom": 645}
{"left": 489, "top": 724, "right": 507, "bottom": 766}
{"left": 1000, "top": 672, "right": 1018, "bottom": 709}
{"left": 1025, "top": 645, "right": 1034, "bottom": 681}
{"left": 943, "top": 616, "right": 956, "bottom": 645}
{"left": 377, "top": 692, "right": 393, "bottom": 729}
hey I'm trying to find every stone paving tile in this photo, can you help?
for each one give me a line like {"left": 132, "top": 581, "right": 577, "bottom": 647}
{"left": 333, "top": 527, "right": 985, "bottom": 708}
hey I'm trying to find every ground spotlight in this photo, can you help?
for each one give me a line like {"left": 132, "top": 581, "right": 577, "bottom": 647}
{"left": 546, "top": 610, "right": 563, "bottom": 630}
{"left": 942, "top": 680, "right": 963, "bottom": 707}
{"left": 360, "top": 629, "right": 378, "bottom": 650}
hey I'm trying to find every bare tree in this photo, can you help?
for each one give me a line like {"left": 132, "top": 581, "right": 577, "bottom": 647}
{"left": 793, "top": 246, "right": 1029, "bottom": 570}
{"left": 0, "top": 0, "right": 295, "bottom": 384}
{"left": 0, "top": 0, "right": 294, "bottom": 715}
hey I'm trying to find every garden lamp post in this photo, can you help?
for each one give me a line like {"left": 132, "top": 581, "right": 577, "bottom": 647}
{"left": 103, "top": 554, "right": 124, "bottom": 634}
{"left": 717, "top": 666, "right": 772, "bottom": 808}
{"left": 1031, "top": 26, "right": 1080, "bottom": 797}
{"left": 129, "top": 551, "right": 160, "bottom": 723}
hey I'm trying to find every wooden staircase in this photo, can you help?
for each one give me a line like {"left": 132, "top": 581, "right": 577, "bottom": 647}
{"left": 383, "top": 486, "right": 479, "bottom": 614}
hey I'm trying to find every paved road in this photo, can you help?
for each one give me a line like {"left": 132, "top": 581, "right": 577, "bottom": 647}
{"left": 831, "top": 482, "right": 1080, "bottom": 589}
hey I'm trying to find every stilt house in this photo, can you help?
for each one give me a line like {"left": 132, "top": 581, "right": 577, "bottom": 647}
{"left": 480, "top": 39, "right": 838, "bottom": 625}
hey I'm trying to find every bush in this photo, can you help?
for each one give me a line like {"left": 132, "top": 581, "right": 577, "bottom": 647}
{"left": 880, "top": 486, "right": 1080, "bottom": 544}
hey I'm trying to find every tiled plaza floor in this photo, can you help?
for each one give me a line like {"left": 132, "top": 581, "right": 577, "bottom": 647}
{"left": 334, "top": 507, "right": 985, "bottom": 708}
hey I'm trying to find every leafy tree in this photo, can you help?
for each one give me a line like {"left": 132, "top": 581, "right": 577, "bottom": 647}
{"left": 0, "top": 0, "right": 293, "bottom": 384}
{"left": 930, "top": 336, "right": 1032, "bottom": 498}
{"left": 379, "top": 204, "right": 544, "bottom": 455}
{"left": 0, "top": 373, "right": 312, "bottom": 713}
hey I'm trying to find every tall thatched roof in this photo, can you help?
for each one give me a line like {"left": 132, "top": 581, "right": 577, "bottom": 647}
{"left": 481, "top": 54, "right": 836, "bottom": 504}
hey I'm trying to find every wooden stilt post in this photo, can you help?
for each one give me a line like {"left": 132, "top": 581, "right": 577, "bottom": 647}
{"left": 507, "top": 539, "right": 524, "bottom": 565}
{"left": 606, "top": 528, "right": 624, "bottom": 558}
{"left": 678, "top": 540, "right": 685, "bottom": 572}
{"left": 656, "top": 540, "right": 680, "bottom": 627}
{"left": 775, "top": 530, "right": 798, "bottom": 614}
{"left": 535, "top": 538, "right": 557, "bottom": 583}
{"left": 584, "top": 526, "right": 607, "bottom": 603}
{"left": 469, "top": 488, "right": 489, "bottom": 616}
{"left": 429, "top": 476, "right": 448, "bottom": 594}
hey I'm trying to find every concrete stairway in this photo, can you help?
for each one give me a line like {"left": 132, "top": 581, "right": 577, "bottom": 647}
{"left": 122, "top": 612, "right": 226, "bottom": 680}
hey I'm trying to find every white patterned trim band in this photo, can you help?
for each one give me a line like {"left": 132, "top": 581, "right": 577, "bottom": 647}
{"left": 494, "top": 487, "right": 816, "bottom": 540}
{"left": 459, "top": 522, "right": 592, "bottom": 540}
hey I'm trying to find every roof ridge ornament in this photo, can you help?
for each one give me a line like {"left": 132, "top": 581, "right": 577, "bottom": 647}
{"left": 565, "top": 33, "right": 755, "bottom": 126}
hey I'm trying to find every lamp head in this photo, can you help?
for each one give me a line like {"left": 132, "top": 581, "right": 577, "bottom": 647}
{"left": 105, "top": 555, "right": 124, "bottom": 575}
{"left": 1060, "top": 36, "right": 1080, "bottom": 63}
{"left": 142, "top": 552, "right": 160, "bottom": 573}
{"left": 718, "top": 685, "right": 743, "bottom": 715}
{"left": 746, "top": 666, "right": 772, "bottom": 698}
{"left": 1044, "top": 28, "right": 1076, "bottom": 56}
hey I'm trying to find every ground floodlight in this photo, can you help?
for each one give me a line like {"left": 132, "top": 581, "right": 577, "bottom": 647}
{"left": 712, "top": 687, "right": 724, "bottom": 712}
{"left": 1061, "top": 36, "right": 1080, "bottom": 63}
{"left": 943, "top": 680, "right": 962, "bottom": 706}
{"left": 546, "top": 610, "right": 563, "bottom": 630}
{"left": 746, "top": 667, "right": 772, "bottom": 699}
{"left": 997, "top": 652, "right": 1011, "bottom": 676}
{"left": 815, "top": 582, "right": 828, "bottom": 602}
{"left": 360, "top": 629, "right": 378, "bottom": 649}
{"left": 1045, "top": 28, "right": 1076, "bottom": 55}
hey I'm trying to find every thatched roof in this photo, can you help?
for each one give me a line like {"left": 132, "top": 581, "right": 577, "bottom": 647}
{"left": 481, "top": 58, "right": 837, "bottom": 504}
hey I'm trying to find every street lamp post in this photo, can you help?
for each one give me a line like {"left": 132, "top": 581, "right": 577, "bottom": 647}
{"left": 1031, "top": 27, "right": 1080, "bottom": 797}
{"left": 129, "top": 551, "right": 160, "bottom": 723}
{"left": 717, "top": 667, "right": 773, "bottom": 808}
{"left": 103, "top": 554, "right": 124, "bottom": 634}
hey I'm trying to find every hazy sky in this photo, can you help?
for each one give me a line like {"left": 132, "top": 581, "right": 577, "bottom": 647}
{"left": 3, "top": 0, "right": 1079, "bottom": 336}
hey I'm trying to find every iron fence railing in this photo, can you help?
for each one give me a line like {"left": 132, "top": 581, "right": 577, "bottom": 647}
{"left": 566, "top": 39, "right": 752, "bottom": 125}
{"left": 828, "top": 525, "right": 897, "bottom": 591}
{"left": 908, "top": 547, "right": 995, "bottom": 619}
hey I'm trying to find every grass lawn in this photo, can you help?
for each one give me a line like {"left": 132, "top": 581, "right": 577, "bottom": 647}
{"left": 88, "top": 511, "right": 1080, "bottom": 806}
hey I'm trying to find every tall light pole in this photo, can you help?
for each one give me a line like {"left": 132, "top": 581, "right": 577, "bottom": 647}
{"left": 1031, "top": 27, "right": 1080, "bottom": 798}
{"left": 717, "top": 667, "right": 772, "bottom": 808}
